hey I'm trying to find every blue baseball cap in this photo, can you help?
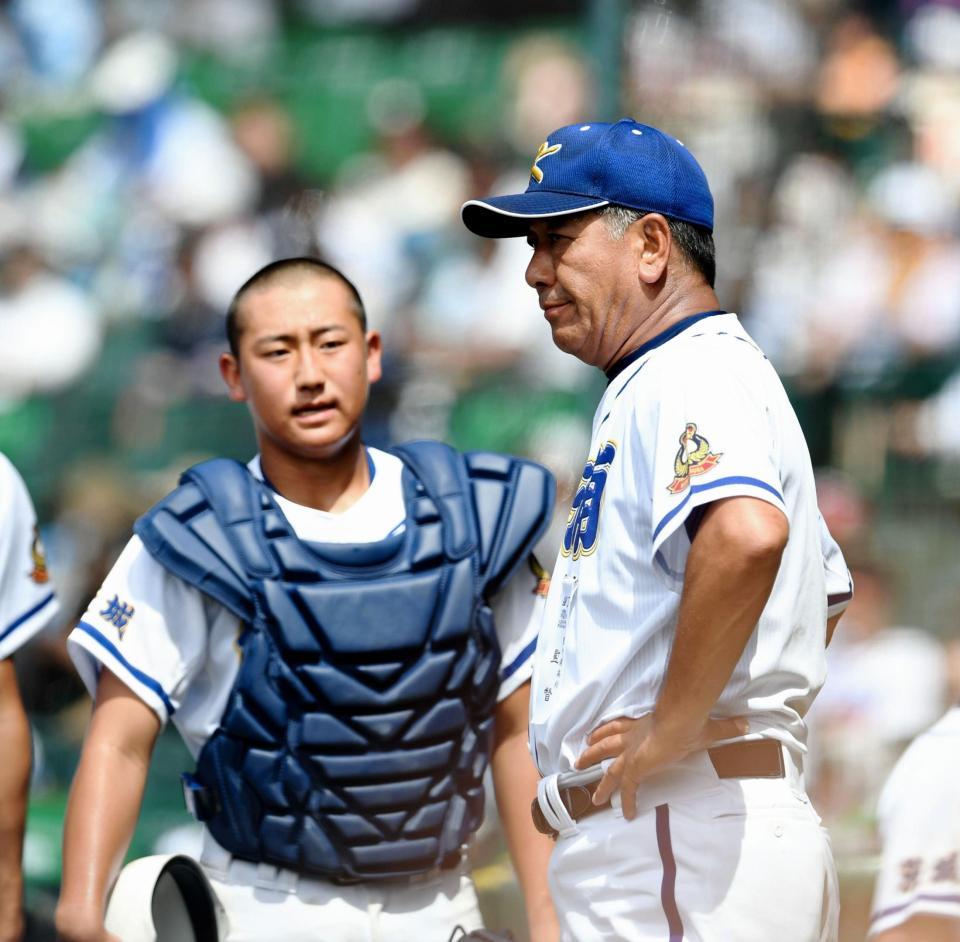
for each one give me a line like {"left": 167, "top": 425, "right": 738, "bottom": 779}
{"left": 461, "top": 118, "right": 714, "bottom": 238}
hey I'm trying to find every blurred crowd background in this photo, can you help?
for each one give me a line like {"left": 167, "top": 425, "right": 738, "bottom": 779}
{"left": 4, "top": 0, "right": 960, "bottom": 939}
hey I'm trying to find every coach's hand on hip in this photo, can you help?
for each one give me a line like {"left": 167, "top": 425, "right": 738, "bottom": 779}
{"left": 576, "top": 713, "right": 748, "bottom": 820}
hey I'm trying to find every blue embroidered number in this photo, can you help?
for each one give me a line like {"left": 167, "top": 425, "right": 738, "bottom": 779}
{"left": 562, "top": 441, "right": 616, "bottom": 559}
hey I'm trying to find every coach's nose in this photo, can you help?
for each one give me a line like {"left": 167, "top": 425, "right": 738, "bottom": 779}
{"left": 525, "top": 243, "right": 554, "bottom": 291}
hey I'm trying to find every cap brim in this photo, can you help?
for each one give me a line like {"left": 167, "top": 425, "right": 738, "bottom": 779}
{"left": 461, "top": 192, "right": 609, "bottom": 238}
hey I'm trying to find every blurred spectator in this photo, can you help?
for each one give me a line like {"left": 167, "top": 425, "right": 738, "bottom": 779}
{"left": 230, "top": 95, "right": 318, "bottom": 257}
{"left": 0, "top": 246, "right": 101, "bottom": 407}
{"left": 816, "top": 15, "right": 900, "bottom": 117}
{"left": 87, "top": 31, "right": 258, "bottom": 229}
{"left": 501, "top": 36, "right": 592, "bottom": 155}
{"left": 317, "top": 79, "right": 471, "bottom": 336}
{"left": 806, "top": 563, "right": 949, "bottom": 853}
{"left": 9, "top": 0, "right": 102, "bottom": 87}
{"left": 412, "top": 159, "right": 594, "bottom": 392}
{"left": 2, "top": 5, "right": 960, "bottom": 937}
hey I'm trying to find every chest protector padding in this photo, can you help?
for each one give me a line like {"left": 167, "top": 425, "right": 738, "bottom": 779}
{"left": 134, "top": 442, "right": 554, "bottom": 881}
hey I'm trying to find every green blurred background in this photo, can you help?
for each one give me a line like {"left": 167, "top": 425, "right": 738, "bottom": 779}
{"left": 5, "top": 1, "right": 960, "bottom": 938}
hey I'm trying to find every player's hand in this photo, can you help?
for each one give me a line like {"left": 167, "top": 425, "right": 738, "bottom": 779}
{"left": 575, "top": 713, "right": 748, "bottom": 820}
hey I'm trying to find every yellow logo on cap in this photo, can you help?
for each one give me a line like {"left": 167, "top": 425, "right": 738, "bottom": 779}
{"left": 530, "top": 141, "right": 562, "bottom": 184}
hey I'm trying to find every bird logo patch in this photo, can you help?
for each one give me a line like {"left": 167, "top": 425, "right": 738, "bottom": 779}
{"left": 530, "top": 141, "right": 562, "bottom": 184}
{"left": 667, "top": 423, "right": 721, "bottom": 494}
{"left": 29, "top": 527, "right": 50, "bottom": 584}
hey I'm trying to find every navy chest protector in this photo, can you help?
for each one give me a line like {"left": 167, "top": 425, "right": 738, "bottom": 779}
{"left": 134, "top": 442, "right": 554, "bottom": 881}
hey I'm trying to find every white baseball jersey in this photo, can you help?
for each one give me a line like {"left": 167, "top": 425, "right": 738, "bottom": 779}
{"left": 530, "top": 311, "right": 852, "bottom": 775}
{"left": 68, "top": 448, "right": 545, "bottom": 757}
{"left": 0, "top": 452, "right": 59, "bottom": 659}
{"left": 869, "top": 705, "right": 960, "bottom": 937}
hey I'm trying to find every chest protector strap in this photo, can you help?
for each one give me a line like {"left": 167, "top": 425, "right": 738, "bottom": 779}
{"left": 134, "top": 442, "right": 554, "bottom": 882}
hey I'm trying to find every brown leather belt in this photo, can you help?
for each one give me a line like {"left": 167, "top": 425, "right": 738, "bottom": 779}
{"left": 532, "top": 739, "right": 785, "bottom": 838}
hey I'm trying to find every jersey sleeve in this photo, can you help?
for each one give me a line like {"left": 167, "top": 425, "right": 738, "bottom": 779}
{"left": 820, "top": 514, "right": 853, "bottom": 618}
{"left": 868, "top": 712, "right": 960, "bottom": 936}
{"left": 489, "top": 553, "right": 548, "bottom": 702}
{"left": 648, "top": 349, "right": 786, "bottom": 588}
{"left": 0, "top": 455, "right": 59, "bottom": 659}
{"left": 67, "top": 535, "right": 218, "bottom": 726}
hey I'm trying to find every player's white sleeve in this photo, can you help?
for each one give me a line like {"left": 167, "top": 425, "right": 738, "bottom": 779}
{"left": 67, "top": 535, "right": 217, "bottom": 726}
{"left": 647, "top": 348, "right": 786, "bottom": 587}
{"left": 868, "top": 707, "right": 960, "bottom": 936}
{"left": 0, "top": 453, "right": 59, "bottom": 659}
{"left": 489, "top": 554, "right": 548, "bottom": 702}
{"left": 819, "top": 514, "right": 853, "bottom": 618}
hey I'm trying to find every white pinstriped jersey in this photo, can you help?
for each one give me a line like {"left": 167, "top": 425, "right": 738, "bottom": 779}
{"left": 0, "top": 452, "right": 59, "bottom": 659}
{"left": 869, "top": 706, "right": 960, "bottom": 937}
{"left": 67, "top": 448, "right": 545, "bottom": 758}
{"left": 529, "top": 312, "right": 852, "bottom": 776}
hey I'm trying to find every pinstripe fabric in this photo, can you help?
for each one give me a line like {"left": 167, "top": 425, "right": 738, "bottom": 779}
{"left": 530, "top": 313, "right": 844, "bottom": 775}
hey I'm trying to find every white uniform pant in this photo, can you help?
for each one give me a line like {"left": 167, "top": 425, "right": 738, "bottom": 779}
{"left": 547, "top": 747, "right": 839, "bottom": 942}
{"left": 200, "top": 832, "right": 485, "bottom": 942}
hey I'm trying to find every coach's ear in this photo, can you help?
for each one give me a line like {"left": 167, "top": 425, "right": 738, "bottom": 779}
{"left": 219, "top": 352, "right": 247, "bottom": 403}
{"left": 632, "top": 212, "right": 671, "bottom": 286}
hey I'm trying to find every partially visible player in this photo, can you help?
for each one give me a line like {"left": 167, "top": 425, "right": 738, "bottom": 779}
{"left": 0, "top": 453, "right": 60, "bottom": 942}
{"left": 868, "top": 705, "right": 960, "bottom": 941}
{"left": 56, "top": 258, "right": 558, "bottom": 942}
{"left": 462, "top": 119, "right": 852, "bottom": 941}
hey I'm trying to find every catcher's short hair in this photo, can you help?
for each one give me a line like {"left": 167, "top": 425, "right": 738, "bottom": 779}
{"left": 226, "top": 256, "right": 367, "bottom": 356}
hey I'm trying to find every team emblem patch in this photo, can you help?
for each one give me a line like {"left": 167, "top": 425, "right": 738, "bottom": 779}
{"left": 562, "top": 441, "right": 616, "bottom": 559}
{"left": 100, "top": 594, "right": 135, "bottom": 638}
{"left": 667, "top": 423, "right": 721, "bottom": 494}
{"left": 528, "top": 554, "right": 552, "bottom": 597}
{"left": 29, "top": 527, "right": 50, "bottom": 584}
{"left": 530, "top": 140, "right": 562, "bottom": 184}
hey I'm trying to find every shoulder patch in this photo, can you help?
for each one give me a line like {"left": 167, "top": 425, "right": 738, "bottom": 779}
{"left": 667, "top": 423, "right": 721, "bottom": 494}
{"left": 100, "top": 594, "right": 136, "bottom": 639}
{"left": 29, "top": 526, "right": 50, "bottom": 584}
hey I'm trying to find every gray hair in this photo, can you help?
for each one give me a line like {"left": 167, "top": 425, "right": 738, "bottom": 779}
{"left": 600, "top": 205, "right": 644, "bottom": 240}
{"left": 599, "top": 205, "right": 717, "bottom": 288}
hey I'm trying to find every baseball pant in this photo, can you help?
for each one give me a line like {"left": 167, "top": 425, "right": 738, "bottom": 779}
{"left": 547, "top": 746, "right": 838, "bottom": 942}
{"left": 199, "top": 832, "right": 485, "bottom": 942}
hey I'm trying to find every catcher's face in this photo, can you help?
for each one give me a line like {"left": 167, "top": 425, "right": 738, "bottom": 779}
{"left": 219, "top": 272, "right": 381, "bottom": 463}
{"left": 524, "top": 211, "right": 641, "bottom": 369}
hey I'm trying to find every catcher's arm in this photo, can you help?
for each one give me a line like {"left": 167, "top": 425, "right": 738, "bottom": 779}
{"left": 56, "top": 668, "right": 159, "bottom": 942}
{"left": 490, "top": 681, "right": 559, "bottom": 942}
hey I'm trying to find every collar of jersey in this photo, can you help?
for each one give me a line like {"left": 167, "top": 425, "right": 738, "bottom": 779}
{"left": 256, "top": 447, "right": 377, "bottom": 495}
{"left": 605, "top": 309, "right": 727, "bottom": 385}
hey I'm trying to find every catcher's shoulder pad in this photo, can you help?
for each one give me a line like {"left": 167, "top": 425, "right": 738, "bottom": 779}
{"left": 391, "top": 442, "right": 555, "bottom": 596}
{"left": 133, "top": 458, "right": 257, "bottom": 621}
{"left": 464, "top": 450, "right": 555, "bottom": 596}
